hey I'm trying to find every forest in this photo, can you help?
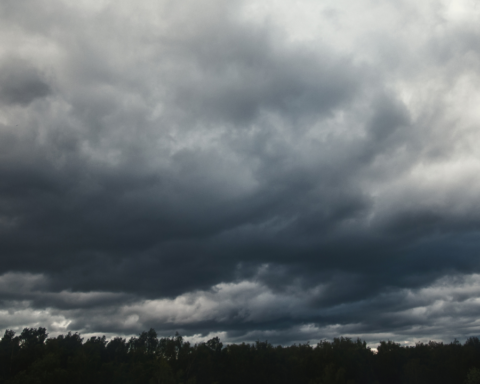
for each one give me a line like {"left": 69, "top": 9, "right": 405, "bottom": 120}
{"left": 1, "top": 328, "right": 480, "bottom": 384}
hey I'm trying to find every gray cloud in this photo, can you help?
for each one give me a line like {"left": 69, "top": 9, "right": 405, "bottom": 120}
{"left": 1, "top": 0, "right": 480, "bottom": 345}
{"left": 0, "top": 58, "right": 51, "bottom": 106}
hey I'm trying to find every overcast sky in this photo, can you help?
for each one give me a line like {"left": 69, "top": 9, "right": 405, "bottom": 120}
{"left": 1, "top": 0, "right": 480, "bottom": 345}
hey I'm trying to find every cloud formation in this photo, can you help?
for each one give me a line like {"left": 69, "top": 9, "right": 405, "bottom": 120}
{"left": 1, "top": 0, "right": 480, "bottom": 344}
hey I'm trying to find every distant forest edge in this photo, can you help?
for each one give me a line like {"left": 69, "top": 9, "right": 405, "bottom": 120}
{"left": 2, "top": 328, "right": 480, "bottom": 384}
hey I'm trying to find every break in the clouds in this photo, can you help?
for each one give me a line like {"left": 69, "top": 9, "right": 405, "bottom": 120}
{"left": 1, "top": 0, "right": 480, "bottom": 345}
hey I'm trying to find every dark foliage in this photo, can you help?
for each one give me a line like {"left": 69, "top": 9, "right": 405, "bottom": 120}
{"left": 1, "top": 328, "right": 480, "bottom": 384}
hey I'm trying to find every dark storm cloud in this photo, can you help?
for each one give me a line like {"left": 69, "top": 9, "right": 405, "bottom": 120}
{"left": 1, "top": 0, "right": 480, "bottom": 344}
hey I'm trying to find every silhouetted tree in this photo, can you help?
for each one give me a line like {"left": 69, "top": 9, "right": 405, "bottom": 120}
{"left": 2, "top": 327, "right": 480, "bottom": 384}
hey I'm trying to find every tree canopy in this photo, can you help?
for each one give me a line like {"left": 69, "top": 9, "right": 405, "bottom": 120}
{"left": 1, "top": 328, "right": 480, "bottom": 384}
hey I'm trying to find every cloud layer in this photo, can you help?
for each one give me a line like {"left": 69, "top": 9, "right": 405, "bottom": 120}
{"left": 1, "top": 0, "right": 480, "bottom": 344}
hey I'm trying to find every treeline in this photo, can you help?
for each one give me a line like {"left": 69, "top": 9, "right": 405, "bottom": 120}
{"left": 1, "top": 328, "right": 480, "bottom": 384}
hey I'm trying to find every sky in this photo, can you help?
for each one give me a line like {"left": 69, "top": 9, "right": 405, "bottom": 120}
{"left": 1, "top": 0, "right": 480, "bottom": 346}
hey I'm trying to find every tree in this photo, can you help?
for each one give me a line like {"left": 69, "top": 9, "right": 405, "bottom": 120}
{"left": 466, "top": 368, "right": 480, "bottom": 384}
